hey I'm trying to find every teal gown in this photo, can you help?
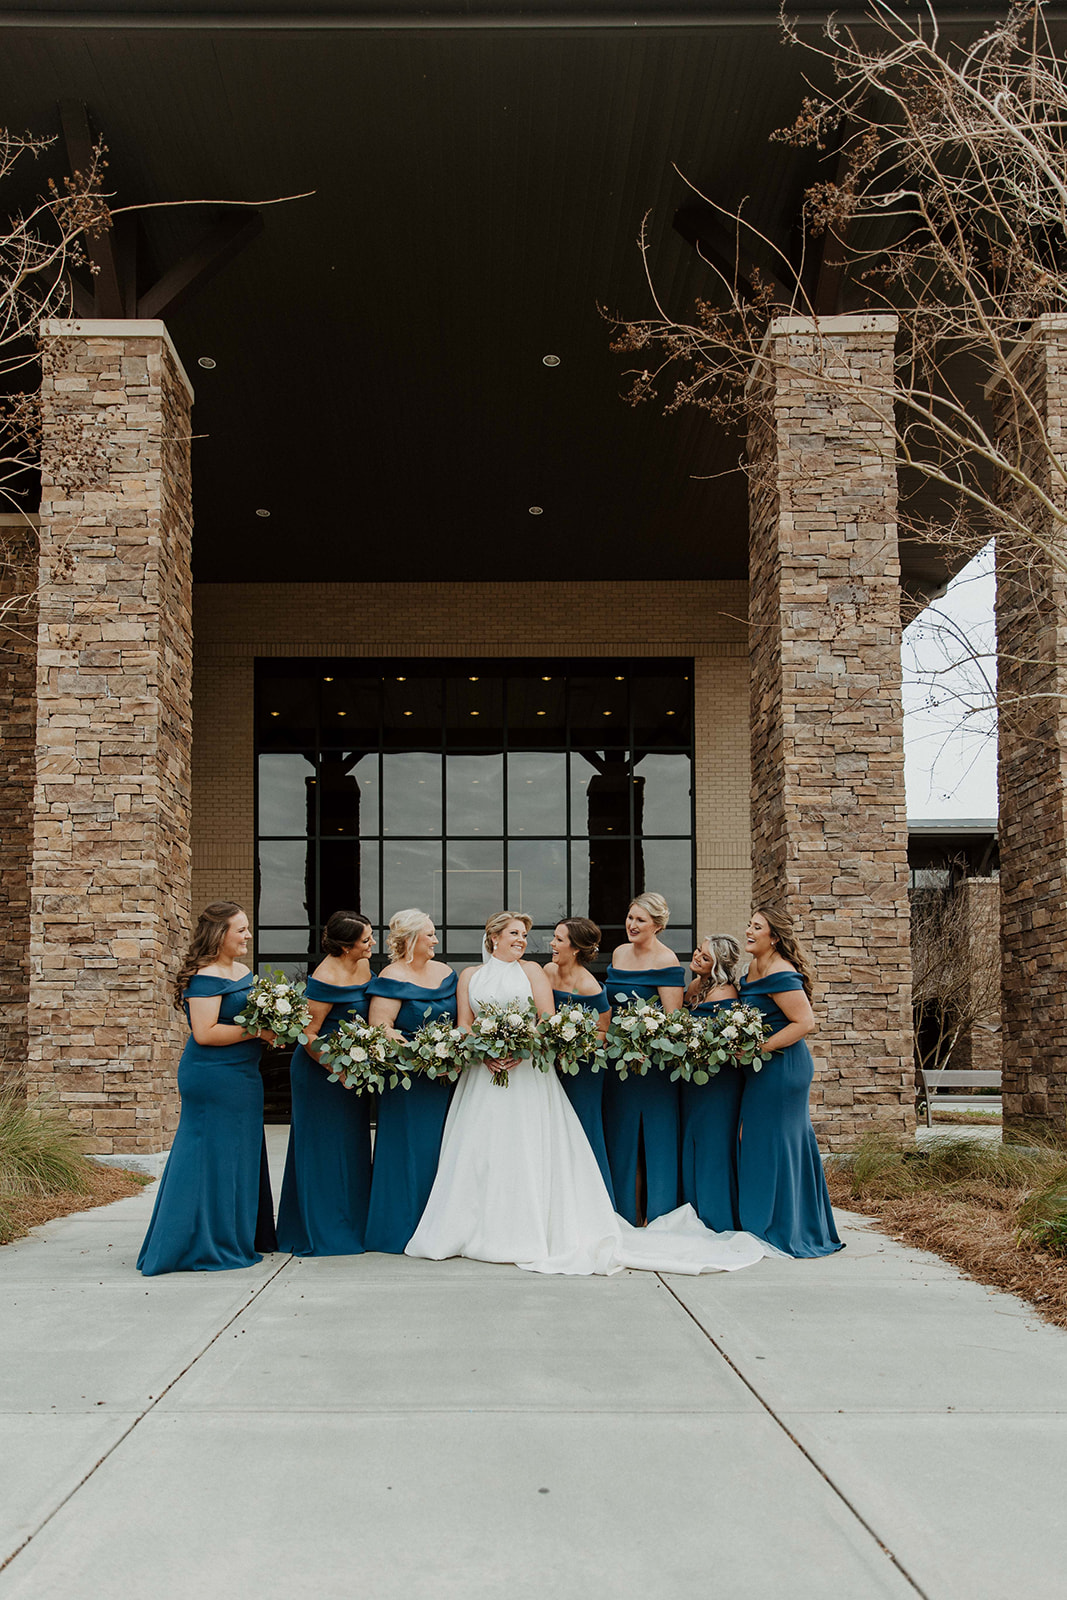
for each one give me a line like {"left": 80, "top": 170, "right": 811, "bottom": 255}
{"left": 364, "top": 969, "right": 459, "bottom": 1253}
{"left": 601, "top": 964, "right": 685, "bottom": 1225}
{"left": 276, "top": 976, "right": 373, "bottom": 1256}
{"left": 736, "top": 971, "right": 843, "bottom": 1257}
{"left": 138, "top": 973, "right": 277, "bottom": 1275}
{"left": 680, "top": 997, "right": 744, "bottom": 1232}
{"left": 552, "top": 987, "right": 615, "bottom": 1206}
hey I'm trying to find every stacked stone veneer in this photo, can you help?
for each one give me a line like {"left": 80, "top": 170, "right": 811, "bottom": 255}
{"left": 191, "top": 581, "right": 753, "bottom": 943}
{"left": 0, "top": 516, "right": 39, "bottom": 1078}
{"left": 994, "top": 315, "right": 1067, "bottom": 1132}
{"left": 29, "top": 322, "right": 194, "bottom": 1153}
{"left": 748, "top": 316, "right": 914, "bottom": 1147}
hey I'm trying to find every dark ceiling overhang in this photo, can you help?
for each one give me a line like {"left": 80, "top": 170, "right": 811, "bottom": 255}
{"left": 0, "top": 1, "right": 1038, "bottom": 587}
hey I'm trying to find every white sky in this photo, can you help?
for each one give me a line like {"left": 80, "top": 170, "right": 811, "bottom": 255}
{"left": 901, "top": 542, "right": 998, "bottom": 822}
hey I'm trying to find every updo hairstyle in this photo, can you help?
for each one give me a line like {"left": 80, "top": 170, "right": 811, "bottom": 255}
{"left": 322, "top": 909, "right": 371, "bottom": 957}
{"left": 174, "top": 901, "right": 244, "bottom": 1010}
{"left": 387, "top": 907, "right": 432, "bottom": 963}
{"left": 559, "top": 917, "right": 601, "bottom": 965}
{"left": 483, "top": 909, "right": 532, "bottom": 956}
{"left": 699, "top": 934, "right": 741, "bottom": 989}
{"left": 629, "top": 891, "right": 670, "bottom": 930}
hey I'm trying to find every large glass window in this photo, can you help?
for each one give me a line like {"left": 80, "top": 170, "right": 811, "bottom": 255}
{"left": 255, "top": 660, "right": 695, "bottom": 972}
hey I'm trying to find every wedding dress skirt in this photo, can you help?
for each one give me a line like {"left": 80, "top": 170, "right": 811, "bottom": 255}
{"left": 405, "top": 957, "right": 770, "bottom": 1277}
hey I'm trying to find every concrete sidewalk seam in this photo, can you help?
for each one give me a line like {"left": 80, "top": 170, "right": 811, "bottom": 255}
{"left": 655, "top": 1272, "right": 935, "bottom": 1600}
{"left": 0, "top": 1253, "right": 293, "bottom": 1578}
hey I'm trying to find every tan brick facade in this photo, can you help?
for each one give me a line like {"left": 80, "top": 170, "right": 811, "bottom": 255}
{"left": 747, "top": 316, "right": 915, "bottom": 1148}
{"left": 0, "top": 516, "right": 39, "bottom": 1076}
{"left": 994, "top": 315, "right": 1067, "bottom": 1132}
{"left": 191, "top": 581, "right": 752, "bottom": 948}
{"left": 27, "top": 322, "right": 194, "bottom": 1153}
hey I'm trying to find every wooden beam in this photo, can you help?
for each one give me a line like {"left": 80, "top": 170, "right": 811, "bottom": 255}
{"left": 58, "top": 99, "right": 124, "bottom": 318}
{"left": 137, "top": 211, "right": 263, "bottom": 320}
{"left": 673, "top": 206, "right": 790, "bottom": 299}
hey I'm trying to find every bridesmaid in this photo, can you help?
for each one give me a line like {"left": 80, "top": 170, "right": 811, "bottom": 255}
{"left": 737, "top": 905, "right": 843, "bottom": 1257}
{"left": 680, "top": 934, "right": 745, "bottom": 1232}
{"left": 138, "top": 903, "right": 278, "bottom": 1275}
{"left": 364, "top": 908, "right": 458, "bottom": 1253}
{"left": 601, "top": 892, "right": 686, "bottom": 1226}
{"left": 543, "top": 917, "right": 614, "bottom": 1205}
{"left": 275, "top": 910, "right": 374, "bottom": 1256}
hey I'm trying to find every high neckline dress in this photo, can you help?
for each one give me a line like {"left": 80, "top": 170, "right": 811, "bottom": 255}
{"left": 552, "top": 986, "right": 615, "bottom": 1206}
{"left": 405, "top": 957, "right": 770, "bottom": 1276}
{"left": 680, "top": 996, "right": 744, "bottom": 1233}
{"left": 137, "top": 973, "right": 277, "bottom": 1275}
{"left": 736, "top": 971, "right": 844, "bottom": 1258}
{"left": 276, "top": 976, "right": 373, "bottom": 1256}
{"left": 363, "top": 968, "right": 459, "bottom": 1253}
{"left": 601, "top": 963, "right": 686, "bottom": 1225}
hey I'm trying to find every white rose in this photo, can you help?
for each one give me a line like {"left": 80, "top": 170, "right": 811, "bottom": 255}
{"left": 568, "top": 1008, "right": 583, "bottom": 1023}
{"left": 274, "top": 984, "right": 288, "bottom": 996}
{"left": 479, "top": 1017, "right": 497, "bottom": 1033}
{"left": 644, "top": 1017, "right": 661, "bottom": 1033}
{"left": 253, "top": 993, "right": 268, "bottom": 1008}
{"left": 275, "top": 997, "right": 292, "bottom": 1016}
{"left": 434, "top": 1041, "right": 449, "bottom": 1058}
{"left": 450, "top": 1028, "right": 463, "bottom": 1040}
{"left": 561, "top": 1024, "right": 577, "bottom": 1042}
{"left": 723, "top": 1026, "right": 738, "bottom": 1040}
{"left": 619, "top": 1018, "right": 637, "bottom": 1032}
{"left": 669, "top": 1022, "right": 684, "bottom": 1034}
{"left": 507, "top": 1012, "right": 524, "bottom": 1029}
{"left": 351, "top": 1047, "right": 367, "bottom": 1062}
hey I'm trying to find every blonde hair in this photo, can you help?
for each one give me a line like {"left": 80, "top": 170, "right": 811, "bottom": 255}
{"left": 388, "top": 907, "right": 433, "bottom": 963}
{"left": 484, "top": 909, "right": 532, "bottom": 956}
{"left": 629, "top": 891, "right": 670, "bottom": 930}
{"left": 699, "top": 934, "right": 741, "bottom": 991}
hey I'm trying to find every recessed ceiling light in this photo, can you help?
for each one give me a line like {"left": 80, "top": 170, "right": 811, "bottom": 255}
{"left": 323, "top": 675, "right": 334, "bottom": 682}
{"left": 602, "top": 710, "right": 612, "bottom": 716}
{"left": 256, "top": 508, "right": 270, "bottom": 518}
{"left": 337, "top": 711, "right": 347, "bottom": 717}
{"left": 403, "top": 710, "right": 413, "bottom": 717}
{"left": 270, "top": 711, "right": 280, "bottom": 717}
{"left": 470, "top": 710, "right": 480, "bottom": 716}
{"left": 614, "top": 676, "right": 624, "bottom": 681}
{"left": 396, "top": 676, "right": 406, "bottom": 682}
{"left": 469, "top": 676, "right": 479, "bottom": 682}
{"left": 542, "top": 355, "right": 560, "bottom": 367}
{"left": 541, "top": 676, "right": 551, "bottom": 682}
{"left": 536, "top": 710, "right": 546, "bottom": 716}
{"left": 529, "top": 506, "right": 543, "bottom": 515}
{"left": 666, "top": 709, "right": 675, "bottom": 716}
{"left": 197, "top": 356, "right": 216, "bottom": 369}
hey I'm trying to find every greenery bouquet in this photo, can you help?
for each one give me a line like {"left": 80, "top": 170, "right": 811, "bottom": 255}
{"left": 317, "top": 1018, "right": 402, "bottom": 1094}
{"left": 233, "top": 969, "right": 311, "bottom": 1045}
{"left": 538, "top": 1004, "right": 607, "bottom": 1077}
{"left": 398, "top": 1015, "right": 468, "bottom": 1084}
{"left": 605, "top": 998, "right": 690, "bottom": 1082}
{"left": 463, "top": 1000, "right": 543, "bottom": 1087}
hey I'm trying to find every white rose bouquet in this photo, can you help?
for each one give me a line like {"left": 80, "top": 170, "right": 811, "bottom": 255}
{"left": 233, "top": 969, "right": 312, "bottom": 1046}
{"left": 605, "top": 997, "right": 690, "bottom": 1081}
{"left": 462, "top": 1000, "right": 542, "bottom": 1087}
{"left": 398, "top": 1016, "right": 467, "bottom": 1084}
{"left": 317, "top": 1018, "right": 404, "bottom": 1094}
{"left": 537, "top": 1005, "right": 607, "bottom": 1077}
{"left": 685, "top": 1002, "right": 774, "bottom": 1082}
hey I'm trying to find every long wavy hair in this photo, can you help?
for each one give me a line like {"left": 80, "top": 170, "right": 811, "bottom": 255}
{"left": 754, "top": 903, "right": 814, "bottom": 1000}
{"left": 174, "top": 902, "right": 245, "bottom": 1009}
{"left": 690, "top": 934, "right": 741, "bottom": 1004}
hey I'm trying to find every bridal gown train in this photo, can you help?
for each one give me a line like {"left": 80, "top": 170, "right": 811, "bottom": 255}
{"left": 405, "top": 957, "right": 770, "bottom": 1277}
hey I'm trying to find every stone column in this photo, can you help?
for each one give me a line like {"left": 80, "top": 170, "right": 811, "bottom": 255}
{"left": 748, "top": 314, "right": 914, "bottom": 1148}
{"left": 0, "top": 515, "right": 39, "bottom": 1078}
{"left": 994, "top": 315, "right": 1067, "bottom": 1134}
{"left": 29, "top": 320, "right": 194, "bottom": 1153}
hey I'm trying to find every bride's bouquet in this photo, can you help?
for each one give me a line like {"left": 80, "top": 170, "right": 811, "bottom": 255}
{"left": 233, "top": 969, "right": 312, "bottom": 1045}
{"left": 317, "top": 1018, "right": 403, "bottom": 1094}
{"left": 462, "top": 1000, "right": 543, "bottom": 1087}
{"left": 684, "top": 1003, "right": 774, "bottom": 1082}
{"left": 605, "top": 998, "right": 690, "bottom": 1081}
{"left": 398, "top": 1015, "right": 468, "bottom": 1084}
{"left": 538, "top": 1005, "right": 607, "bottom": 1077}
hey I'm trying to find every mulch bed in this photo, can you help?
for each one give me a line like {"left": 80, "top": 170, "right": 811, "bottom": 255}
{"left": 825, "top": 1168, "right": 1067, "bottom": 1331}
{"left": 1, "top": 1165, "right": 150, "bottom": 1246}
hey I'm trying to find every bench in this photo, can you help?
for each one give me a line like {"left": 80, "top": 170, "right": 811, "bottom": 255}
{"left": 916, "top": 1066, "right": 1002, "bottom": 1128}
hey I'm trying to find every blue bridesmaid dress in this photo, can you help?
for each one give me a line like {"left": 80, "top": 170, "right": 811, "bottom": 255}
{"left": 552, "top": 987, "right": 615, "bottom": 1206}
{"left": 138, "top": 973, "right": 277, "bottom": 1275}
{"left": 601, "top": 963, "right": 685, "bottom": 1225}
{"left": 363, "top": 969, "right": 459, "bottom": 1253}
{"left": 276, "top": 977, "right": 373, "bottom": 1256}
{"left": 736, "top": 971, "right": 843, "bottom": 1257}
{"left": 680, "top": 998, "right": 745, "bottom": 1232}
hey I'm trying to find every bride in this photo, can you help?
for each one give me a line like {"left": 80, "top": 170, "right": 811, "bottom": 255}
{"left": 406, "top": 911, "right": 771, "bottom": 1276}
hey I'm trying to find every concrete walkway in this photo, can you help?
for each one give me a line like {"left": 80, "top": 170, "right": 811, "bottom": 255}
{"left": 2, "top": 1129, "right": 1065, "bottom": 1600}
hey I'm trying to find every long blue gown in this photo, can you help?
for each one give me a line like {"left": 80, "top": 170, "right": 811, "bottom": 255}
{"left": 276, "top": 976, "right": 373, "bottom": 1256}
{"left": 364, "top": 969, "right": 459, "bottom": 1253}
{"left": 138, "top": 973, "right": 277, "bottom": 1275}
{"left": 680, "top": 998, "right": 745, "bottom": 1232}
{"left": 736, "top": 971, "right": 843, "bottom": 1257}
{"left": 601, "top": 963, "right": 685, "bottom": 1225}
{"left": 552, "top": 987, "right": 615, "bottom": 1206}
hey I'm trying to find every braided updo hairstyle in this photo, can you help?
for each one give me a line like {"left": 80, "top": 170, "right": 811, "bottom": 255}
{"left": 558, "top": 917, "right": 601, "bottom": 966}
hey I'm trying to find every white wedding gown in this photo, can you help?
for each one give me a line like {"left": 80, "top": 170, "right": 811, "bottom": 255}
{"left": 405, "top": 956, "right": 770, "bottom": 1276}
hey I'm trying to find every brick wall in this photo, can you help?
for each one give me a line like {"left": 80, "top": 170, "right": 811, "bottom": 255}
{"left": 748, "top": 315, "right": 915, "bottom": 1148}
{"left": 0, "top": 516, "right": 39, "bottom": 1079}
{"left": 191, "top": 581, "right": 752, "bottom": 950}
{"left": 994, "top": 314, "right": 1067, "bottom": 1132}
{"left": 29, "top": 322, "right": 194, "bottom": 1153}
